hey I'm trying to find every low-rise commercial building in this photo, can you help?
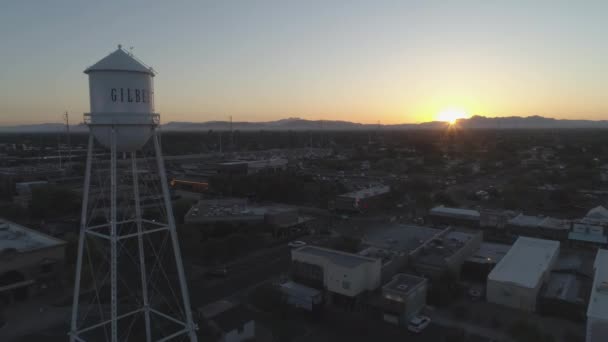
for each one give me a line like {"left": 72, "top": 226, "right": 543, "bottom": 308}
{"left": 334, "top": 185, "right": 390, "bottom": 212}
{"left": 508, "top": 214, "right": 570, "bottom": 242}
{"left": 462, "top": 242, "right": 512, "bottom": 281}
{"left": 361, "top": 224, "right": 442, "bottom": 282}
{"left": 539, "top": 271, "right": 590, "bottom": 322}
{"left": 429, "top": 206, "right": 480, "bottom": 228}
{"left": 279, "top": 281, "right": 323, "bottom": 312}
{"left": 291, "top": 245, "right": 381, "bottom": 308}
{"left": 409, "top": 228, "right": 482, "bottom": 279}
{"left": 587, "top": 249, "right": 608, "bottom": 342}
{"left": 199, "top": 300, "right": 256, "bottom": 342}
{"left": 185, "top": 198, "right": 309, "bottom": 229}
{"left": 0, "top": 219, "right": 66, "bottom": 302}
{"left": 12, "top": 180, "right": 48, "bottom": 208}
{"left": 375, "top": 274, "right": 427, "bottom": 327}
{"left": 569, "top": 221, "right": 607, "bottom": 249}
{"left": 487, "top": 237, "right": 560, "bottom": 312}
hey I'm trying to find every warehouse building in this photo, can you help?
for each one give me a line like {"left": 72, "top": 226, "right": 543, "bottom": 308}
{"left": 291, "top": 245, "right": 381, "bottom": 308}
{"left": 334, "top": 185, "right": 390, "bottom": 212}
{"left": 487, "top": 237, "right": 560, "bottom": 312}
{"left": 587, "top": 249, "right": 608, "bottom": 342}
{"left": 0, "top": 219, "right": 66, "bottom": 302}
{"left": 429, "top": 206, "right": 480, "bottom": 228}
{"left": 569, "top": 221, "right": 607, "bottom": 250}
{"left": 185, "top": 198, "right": 309, "bottom": 228}
{"left": 507, "top": 214, "right": 570, "bottom": 242}
{"left": 217, "top": 158, "right": 288, "bottom": 176}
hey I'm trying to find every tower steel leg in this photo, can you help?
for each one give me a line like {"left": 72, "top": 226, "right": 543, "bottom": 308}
{"left": 153, "top": 130, "right": 199, "bottom": 342}
{"left": 70, "top": 134, "right": 94, "bottom": 342}
{"left": 110, "top": 127, "right": 118, "bottom": 342}
{"left": 131, "top": 152, "right": 152, "bottom": 342}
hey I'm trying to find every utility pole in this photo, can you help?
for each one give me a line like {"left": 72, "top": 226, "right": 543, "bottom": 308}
{"left": 65, "top": 111, "right": 72, "bottom": 170}
{"left": 229, "top": 115, "right": 234, "bottom": 150}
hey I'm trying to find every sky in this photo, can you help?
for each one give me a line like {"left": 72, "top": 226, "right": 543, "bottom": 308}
{"left": 0, "top": 0, "right": 607, "bottom": 125}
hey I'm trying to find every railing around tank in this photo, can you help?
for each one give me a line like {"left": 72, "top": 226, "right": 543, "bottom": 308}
{"left": 83, "top": 113, "right": 160, "bottom": 125}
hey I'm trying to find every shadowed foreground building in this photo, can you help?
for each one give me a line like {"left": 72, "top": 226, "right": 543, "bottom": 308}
{"left": 371, "top": 273, "right": 427, "bottom": 327}
{"left": 587, "top": 249, "right": 608, "bottom": 342}
{"left": 0, "top": 219, "right": 66, "bottom": 302}
{"left": 291, "top": 245, "right": 381, "bottom": 309}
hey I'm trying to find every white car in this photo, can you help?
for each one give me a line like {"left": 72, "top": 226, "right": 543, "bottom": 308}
{"left": 288, "top": 240, "right": 306, "bottom": 248}
{"left": 408, "top": 315, "right": 431, "bottom": 333}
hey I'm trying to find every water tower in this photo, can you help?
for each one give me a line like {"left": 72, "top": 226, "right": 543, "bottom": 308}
{"left": 70, "top": 46, "right": 198, "bottom": 342}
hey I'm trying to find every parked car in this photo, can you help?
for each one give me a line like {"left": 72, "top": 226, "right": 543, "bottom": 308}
{"left": 468, "top": 287, "right": 484, "bottom": 301}
{"left": 288, "top": 240, "right": 307, "bottom": 248}
{"left": 408, "top": 315, "right": 431, "bottom": 333}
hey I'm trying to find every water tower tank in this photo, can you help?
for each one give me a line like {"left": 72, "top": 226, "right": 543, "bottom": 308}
{"left": 84, "top": 46, "right": 158, "bottom": 152}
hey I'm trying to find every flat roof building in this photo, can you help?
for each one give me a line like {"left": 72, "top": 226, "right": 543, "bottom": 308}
{"left": 569, "top": 222, "right": 607, "bottom": 249}
{"left": 185, "top": 198, "right": 310, "bottom": 228}
{"left": 429, "top": 206, "right": 480, "bottom": 227}
{"left": 587, "top": 249, "right": 608, "bottom": 342}
{"left": 376, "top": 273, "right": 427, "bottom": 326}
{"left": 508, "top": 214, "right": 571, "bottom": 241}
{"left": 462, "top": 242, "right": 512, "bottom": 281}
{"left": 334, "top": 185, "right": 390, "bottom": 212}
{"left": 487, "top": 237, "right": 560, "bottom": 312}
{"left": 291, "top": 245, "right": 381, "bottom": 305}
{"left": 0, "top": 219, "right": 66, "bottom": 301}
{"left": 409, "top": 228, "right": 482, "bottom": 279}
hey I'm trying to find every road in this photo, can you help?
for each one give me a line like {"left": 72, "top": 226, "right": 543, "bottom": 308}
{"left": 189, "top": 244, "right": 292, "bottom": 306}
{"left": 295, "top": 309, "right": 495, "bottom": 342}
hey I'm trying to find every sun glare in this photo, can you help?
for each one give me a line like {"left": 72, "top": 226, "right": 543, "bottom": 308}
{"left": 437, "top": 108, "right": 468, "bottom": 124}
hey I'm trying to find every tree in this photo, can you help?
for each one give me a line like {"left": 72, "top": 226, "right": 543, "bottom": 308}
{"left": 29, "top": 185, "right": 80, "bottom": 219}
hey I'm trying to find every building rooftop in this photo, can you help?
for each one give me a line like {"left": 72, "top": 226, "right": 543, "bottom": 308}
{"left": 383, "top": 273, "right": 426, "bottom": 294}
{"left": 198, "top": 300, "right": 254, "bottom": 334}
{"left": 488, "top": 237, "right": 560, "bottom": 289}
{"left": 412, "top": 229, "right": 480, "bottom": 266}
{"left": 363, "top": 224, "right": 441, "bottom": 253}
{"left": 294, "top": 245, "right": 378, "bottom": 268}
{"left": 542, "top": 272, "right": 587, "bottom": 304}
{"left": 588, "top": 249, "right": 608, "bottom": 320}
{"left": 185, "top": 198, "right": 299, "bottom": 223}
{"left": 280, "top": 281, "right": 321, "bottom": 297}
{"left": 508, "top": 214, "right": 544, "bottom": 227}
{"left": 467, "top": 242, "right": 511, "bottom": 265}
{"left": 339, "top": 185, "right": 390, "bottom": 199}
{"left": 568, "top": 222, "right": 608, "bottom": 244}
{"left": 538, "top": 217, "right": 570, "bottom": 231}
{"left": 430, "top": 206, "right": 480, "bottom": 220}
{"left": 0, "top": 219, "right": 65, "bottom": 253}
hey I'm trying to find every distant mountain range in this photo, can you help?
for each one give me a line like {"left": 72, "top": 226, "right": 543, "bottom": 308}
{"left": 2, "top": 115, "right": 608, "bottom": 132}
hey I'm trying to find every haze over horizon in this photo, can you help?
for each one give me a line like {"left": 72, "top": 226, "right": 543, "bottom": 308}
{"left": 1, "top": 1, "right": 607, "bottom": 125}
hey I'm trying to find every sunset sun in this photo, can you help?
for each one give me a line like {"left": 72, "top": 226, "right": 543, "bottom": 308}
{"left": 437, "top": 108, "right": 469, "bottom": 124}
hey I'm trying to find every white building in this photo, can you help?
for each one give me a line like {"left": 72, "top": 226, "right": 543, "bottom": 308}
{"left": 291, "top": 246, "right": 381, "bottom": 298}
{"left": 487, "top": 237, "right": 560, "bottom": 312}
{"left": 587, "top": 249, "right": 608, "bottom": 342}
